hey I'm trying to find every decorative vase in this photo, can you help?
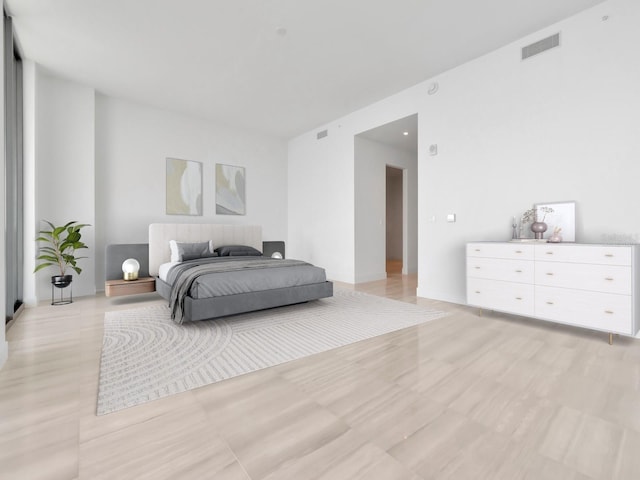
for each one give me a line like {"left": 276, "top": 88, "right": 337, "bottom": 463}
{"left": 531, "top": 221, "right": 548, "bottom": 240}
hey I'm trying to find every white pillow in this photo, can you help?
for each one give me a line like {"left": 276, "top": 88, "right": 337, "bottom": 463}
{"left": 169, "top": 240, "right": 179, "bottom": 263}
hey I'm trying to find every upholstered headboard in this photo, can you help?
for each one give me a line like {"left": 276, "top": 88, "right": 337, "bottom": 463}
{"left": 148, "top": 223, "right": 262, "bottom": 276}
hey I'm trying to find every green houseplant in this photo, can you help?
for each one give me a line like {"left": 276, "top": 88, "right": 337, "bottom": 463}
{"left": 34, "top": 220, "right": 90, "bottom": 289}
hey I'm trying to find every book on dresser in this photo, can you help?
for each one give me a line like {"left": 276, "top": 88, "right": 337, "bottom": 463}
{"left": 466, "top": 242, "right": 640, "bottom": 342}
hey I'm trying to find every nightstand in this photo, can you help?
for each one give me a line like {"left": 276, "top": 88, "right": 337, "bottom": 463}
{"left": 105, "top": 277, "right": 156, "bottom": 297}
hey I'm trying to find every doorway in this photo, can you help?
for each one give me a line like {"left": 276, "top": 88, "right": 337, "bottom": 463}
{"left": 386, "top": 166, "right": 403, "bottom": 276}
{"left": 353, "top": 113, "right": 418, "bottom": 283}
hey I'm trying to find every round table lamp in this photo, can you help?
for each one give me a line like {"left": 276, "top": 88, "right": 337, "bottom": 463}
{"left": 122, "top": 258, "right": 140, "bottom": 281}
{"left": 271, "top": 252, "right": 283, "bottom": 259}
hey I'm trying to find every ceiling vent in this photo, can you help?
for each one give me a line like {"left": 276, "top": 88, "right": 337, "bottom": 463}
{"left": 522, "top": 33, "right": 560, "bottom": 60}
{"left": 316, "top": 129, "right": 328, "bottom": 140}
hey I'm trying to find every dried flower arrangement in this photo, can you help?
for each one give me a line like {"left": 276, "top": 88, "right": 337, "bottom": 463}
{"left": 518, "top": 205, "right": 555, "bottom": 239}
{"left": 521, "top": 206, "right": 554, "bottom": 224}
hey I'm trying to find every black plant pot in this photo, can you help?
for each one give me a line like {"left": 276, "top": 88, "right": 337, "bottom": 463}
{"left": 51, "top": 275, "right": 73, "bottom": 305}
{"left": 51, "top": 274, "right": 73, "bottom": 288}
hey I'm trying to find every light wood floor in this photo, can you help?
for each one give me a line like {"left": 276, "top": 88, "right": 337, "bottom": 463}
{"left": 2, "top": 275, "right": 640, "bottom": 479}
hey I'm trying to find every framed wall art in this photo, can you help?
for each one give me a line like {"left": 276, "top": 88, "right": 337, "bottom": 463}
{"left": 216, "top": 164, "right": 246, "bottom": 215}
{"left": 166, "top": 158, "right": 203, "bottom": 216}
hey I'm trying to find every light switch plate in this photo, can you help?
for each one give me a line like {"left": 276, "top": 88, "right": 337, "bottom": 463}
{"left": 447, "top": 214, "right": 456, "bottom": 222}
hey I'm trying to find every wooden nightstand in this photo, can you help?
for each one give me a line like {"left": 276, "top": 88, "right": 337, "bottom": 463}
{"left": 105, "top": 277, "right": 156, "bottom": 297}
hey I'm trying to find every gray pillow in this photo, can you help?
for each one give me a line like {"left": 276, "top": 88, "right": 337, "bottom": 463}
{"left": 176, "top": 242, "right": 211, "bottom": 262}
{"left": 214, "top": 245, "right": 262, "bottom": 257}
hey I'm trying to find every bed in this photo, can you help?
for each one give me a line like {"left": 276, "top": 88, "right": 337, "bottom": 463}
{"left": 149, "top": 223, "right": 333, "bottom": 323}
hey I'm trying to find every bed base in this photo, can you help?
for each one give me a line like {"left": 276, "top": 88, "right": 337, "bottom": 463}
{"left": 155, "top": 278, "right": 333, "bottom": 322}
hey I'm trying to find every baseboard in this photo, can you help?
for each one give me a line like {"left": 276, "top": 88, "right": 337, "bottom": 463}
{"left": 354, "top": 271, "right": 387, "bottom": 284}
{"left": 416, "top": 286, "right": 465, "bottom": 305}
{"left": 0, "top": 341, "right": 8, "bottom": 370}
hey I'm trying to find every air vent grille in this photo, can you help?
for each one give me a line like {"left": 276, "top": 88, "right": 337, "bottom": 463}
{"left": 316, "top": 129, "right": 328, "bottom": 139}
{"left": 522, "top": 33, "right": 560, "bottom": 60}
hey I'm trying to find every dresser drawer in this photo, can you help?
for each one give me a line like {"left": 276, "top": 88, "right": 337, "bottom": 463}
{"left": 467, "top": 243, "right": 534, "bottom": 260}
{"left": 467, "top": 278, "right": 534, "bottom": 317}
{"left": 535, "top": 286, "right": 632, "bottom": 334}
{"left": 535, "top": 244, "right": 632, "bottom": 266}
{"left": 467, "top": 257, "right": 534, "bottom": 284}
{"left": 535, "top": 262, "right": 631, "bottom": 295}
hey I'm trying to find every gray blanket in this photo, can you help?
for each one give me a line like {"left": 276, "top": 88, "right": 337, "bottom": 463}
{"left": 168, "top": 257, "right": 314, "bottom": 324}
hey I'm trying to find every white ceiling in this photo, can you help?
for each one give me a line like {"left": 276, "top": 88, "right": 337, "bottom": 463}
{"left": 6, "top": 0, "right": 605, "bottom": 139}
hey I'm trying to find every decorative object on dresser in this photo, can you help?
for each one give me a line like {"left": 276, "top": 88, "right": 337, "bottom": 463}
{"left": 548, "top": 227, "right": 563, "bottom": 243}
{"left": 466, "top": 242, "right": 640, "bottom": 344}
{"left": 105, "top": 244, "right": 155, "bottom": 297}
{"left": 535, "top": 201, "right": 576, "bottom": 242}
{"left": 514, "top": 201, "right": 576, "bottom": 242}
{"left": 34, "top": 220, "right": 90, "bottom": 305}
{"left": 520, "top": 206, "right": 553, "bottom": 240}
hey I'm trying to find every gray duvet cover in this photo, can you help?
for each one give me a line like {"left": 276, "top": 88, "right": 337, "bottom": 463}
{"left": 167, "top": 257, "right": 327, "bottom": 323}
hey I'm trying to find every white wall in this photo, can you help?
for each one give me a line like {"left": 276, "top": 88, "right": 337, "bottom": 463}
{"left": 288, "top": 91, "right": 420, "bottom": 283}
{"left": 418, "top": 0, "right": 640, "bottom": 303}
{"left": 354, "top": 137, "right": 417, "bottom": 282}
{"left": 25, "top": 72, "right": 97, "bottom": 302}
{"left": 22, "top": 73, "right": 287, "bottom": 303}
{"left": 94, "top": 95, "right": 288, "bottom": 287}
{"left": 289, "top": 0, "right": 640, "bottom": 303}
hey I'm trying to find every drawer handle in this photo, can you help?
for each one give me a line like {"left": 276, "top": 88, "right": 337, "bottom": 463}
{"left": 546, "top": 272, "right": 554, "bottom": 276}
{"left": 515, "top": 297, "right": 523, "bottom": 300}
{"left": 474, "top": 266, "right": 481, "bottom": 269}
{"left": 475, "top": 290, "right": 481, "bottom": 294}
{"left": 546, "top": 251, "right": 554, "bottom": 255}
{"left": 546, "top": 301, "right": 554, "bottom": 305}
{"left": 515, "top": 250, "right": 523, "bottom": 254}
{"left": 475, "top": 249, "right": 481, "bottom": 252}
{"left": 515, "top": 269, "right": 523, "bottom": 273}
{"left": 605, "top": 310, "right": 614, "bottom": 315}
{"left": 605, "top": 277, "right": 614, "bottom": 281}
{"left": 605, "top": 254, "right": 614, "bottom": 258}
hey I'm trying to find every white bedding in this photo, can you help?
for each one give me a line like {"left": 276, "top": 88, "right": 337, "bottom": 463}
{"left": 158, "top": 262, "right": 180, "bottom": 282}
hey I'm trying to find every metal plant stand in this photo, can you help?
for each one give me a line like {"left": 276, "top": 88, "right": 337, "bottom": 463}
{"left": 51, "top": 284, "right": 72, "bottom": 305}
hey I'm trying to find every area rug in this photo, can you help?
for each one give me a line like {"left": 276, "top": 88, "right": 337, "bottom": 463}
{"left": 97, "top": 289, "right": 447, "bottom": 415}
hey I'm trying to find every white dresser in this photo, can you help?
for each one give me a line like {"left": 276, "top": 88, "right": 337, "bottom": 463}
{"left": 466, "top": 242, "right": 640, "bottom": 341}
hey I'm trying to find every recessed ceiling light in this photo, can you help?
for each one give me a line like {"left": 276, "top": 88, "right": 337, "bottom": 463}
{"left": 276, "top": 27, "right": 287, "bottom": 36}
{"left": 403, "top": 131, "right": 409, "bottom": 136}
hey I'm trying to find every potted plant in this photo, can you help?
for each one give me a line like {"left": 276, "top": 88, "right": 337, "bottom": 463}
{"left": 34, "top": 220, "right": 90, "bottom": 289}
